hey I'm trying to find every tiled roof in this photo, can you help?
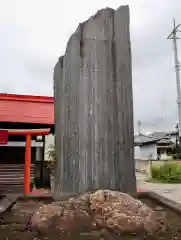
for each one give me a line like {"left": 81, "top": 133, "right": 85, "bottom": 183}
{"left": 134, "top": 134, "right": 156, "bottom": 145}
{"left": 134, "top": 130, "right": 177, "bottom": 146}
{"left": 0, "top": 93, "right": 54, "bottom": 125}
{"left": 148, "top": 132, "right": 168, "bottom": 139}
{"left": 134, "top": 133, "right": 169, "bottom": 145}
{"left": 156, "top": 139, "right": 173, "bottom": 144}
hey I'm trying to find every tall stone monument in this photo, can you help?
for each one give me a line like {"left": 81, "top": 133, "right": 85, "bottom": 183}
{"left": 53, "top": 5, "right": 136, "bottom": 200}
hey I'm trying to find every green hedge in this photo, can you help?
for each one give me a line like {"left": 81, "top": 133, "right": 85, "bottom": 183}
{"left": 151, "top": 162, "right": 181, "bottom": 183}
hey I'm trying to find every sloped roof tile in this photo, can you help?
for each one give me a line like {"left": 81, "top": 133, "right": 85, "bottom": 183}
{"left": 0, "top": 93, "right": 54, "bottom": 125}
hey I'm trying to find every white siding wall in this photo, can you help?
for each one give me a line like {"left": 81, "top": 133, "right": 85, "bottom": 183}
{"left": 140, "top": 144, "right": 157, "bottom": 160}
{"left": 44, "top": 134, "right": 54, "bottom": 161}
{"left": 134, "top": 146, "right": 141, "bottom": 159}
{"left": 170, "top": 135, "right": 177, "bottom": 144}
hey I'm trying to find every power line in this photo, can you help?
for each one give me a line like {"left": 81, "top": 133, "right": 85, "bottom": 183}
{"left": 167, "top": 19, "right": 181, "bottom": 141}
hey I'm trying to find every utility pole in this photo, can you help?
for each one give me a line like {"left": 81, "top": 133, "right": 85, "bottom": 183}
{"left": 167, "top": 19, "right": 181, "bottom": 142}
{"left": 138, "top": 120, "right": 142, "bottom": 135}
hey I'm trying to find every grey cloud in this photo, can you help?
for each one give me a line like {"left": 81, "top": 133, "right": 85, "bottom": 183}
{"left": 131, "top": 0, "right": 181, "bottom": 132}
{"left": 23, "top": 56, "right": 53, "bottom": 79}
{"left": 0, "top": 21, "right": 53, "bottom": 96}
{"left": 0, "top": 0, "right": 181, "bottom": 133}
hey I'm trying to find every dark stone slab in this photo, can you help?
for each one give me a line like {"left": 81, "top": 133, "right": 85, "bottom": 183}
{"left": 53, "top": 5, "right": 136, "bottom": 200}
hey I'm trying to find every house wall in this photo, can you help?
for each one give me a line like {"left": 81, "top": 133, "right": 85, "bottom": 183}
{"left": 140, "top": 144, "right": 157, "bottom": 160}
{"left": 170, "top": 135, "right": 177, "bottom": 144}
{"left": 134, "top": 146, "right": 141, "bottom": 159}
{"left": 134, "top": 144, "right": 157, "bottom": 160}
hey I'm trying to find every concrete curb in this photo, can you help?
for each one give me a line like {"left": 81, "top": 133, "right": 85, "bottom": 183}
{"left": 0, "top": 194, "right": 19, "bottom": 216}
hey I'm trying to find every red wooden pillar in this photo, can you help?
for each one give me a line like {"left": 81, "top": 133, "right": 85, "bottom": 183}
{"left": 24, "top": 134, "right": 31, "bottom": 194}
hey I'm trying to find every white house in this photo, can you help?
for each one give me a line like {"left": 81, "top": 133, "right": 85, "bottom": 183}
{"left": 134, "top": 134, "right": 158, "bottom": 160}
{"left": 134, "top": 144, "right": 157, "bottom": 160}
{"left": 134, "top": 131, "right": 177, "bottom": 161}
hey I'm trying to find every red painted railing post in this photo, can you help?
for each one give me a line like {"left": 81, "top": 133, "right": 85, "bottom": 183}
{"left": 24, "top": 134, "right": 31, "bottom": 194}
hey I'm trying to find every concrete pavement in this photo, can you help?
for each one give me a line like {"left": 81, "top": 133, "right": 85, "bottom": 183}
{"left": 136, "top": 172, "right": 181, "bottom": 204}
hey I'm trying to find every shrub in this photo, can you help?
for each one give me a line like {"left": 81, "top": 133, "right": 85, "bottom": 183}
{"left": 151, "top": 162, "right": 181, "bottom": 183}
{"left": 47, "top": 144, "right": 56, "bottom": 161}
{"left": 151, "top": 164, "right": 160, "bottom": 179}
{"left": 46, "top": 144, "right": 56, "bottom": 172}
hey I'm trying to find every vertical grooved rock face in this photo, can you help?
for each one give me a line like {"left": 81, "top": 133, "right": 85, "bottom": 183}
{"left": 53, "top": 5, "right": 136, "bottom": 200}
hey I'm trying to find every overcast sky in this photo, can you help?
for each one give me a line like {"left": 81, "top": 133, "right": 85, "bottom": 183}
{"left": 0, "top": 0, "right": 181, "bottom": 133}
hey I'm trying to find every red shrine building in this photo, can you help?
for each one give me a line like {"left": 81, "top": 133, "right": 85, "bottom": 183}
{"left": 0, "top": 93, "right": 54, "bottom": 195}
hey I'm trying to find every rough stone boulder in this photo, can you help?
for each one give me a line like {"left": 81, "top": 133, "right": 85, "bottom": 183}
{"left": 31, "top": 190, "right": 166, "bottom": 237}
{"left": 31, "top": 203, "right": 94, "bottom": 234}
{"left": 89, "top": 190, "right": 166, "bottom": 235}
